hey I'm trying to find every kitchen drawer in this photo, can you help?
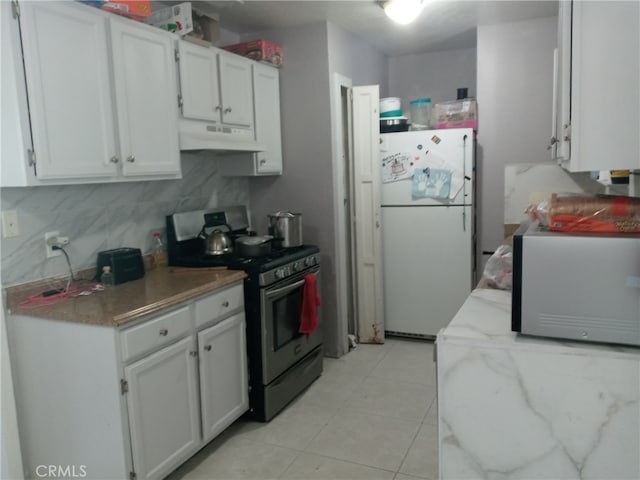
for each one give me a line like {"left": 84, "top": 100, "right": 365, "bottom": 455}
{"left": 120, "top": 306, "right": 191, "bottom": 362}
{"left": 194, "top": 283, "right": 244, "bottom": 328}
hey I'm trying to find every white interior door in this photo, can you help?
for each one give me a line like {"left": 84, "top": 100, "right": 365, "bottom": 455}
{"left": 349, "top": 85, "right": 384, "bottom": 344}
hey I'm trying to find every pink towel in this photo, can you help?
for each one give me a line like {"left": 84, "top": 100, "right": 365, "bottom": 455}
{"left": 299, "top": 274, "right": 320, "bottom": 335}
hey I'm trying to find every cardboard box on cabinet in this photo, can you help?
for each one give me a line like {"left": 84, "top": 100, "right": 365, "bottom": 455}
{"left": 82, "top": 0, "right": 152, "bottom": 19}
{"left": 102, "top": 1, "right": 151, "bottom": 19}
{"left": 223, "top": 39, "right": 283, "bottom": 67}
{"left": 144, "top": 2, "right": 193, "bottom": 36}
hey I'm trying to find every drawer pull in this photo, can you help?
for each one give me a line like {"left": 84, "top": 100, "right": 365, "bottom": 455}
{"left": 159, "top": 329, "right": 169, "bottom": 336}
{"left": 204, "top": 345, "right": 212, "bottom": 351}
{"left": 222, "top": 300, "right": 230, "bottom": 308}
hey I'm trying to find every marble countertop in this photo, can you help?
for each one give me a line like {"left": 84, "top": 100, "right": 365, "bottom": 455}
{"left": 6, "top": 268, "right": 247, "bottom": 327}
{"left": 439, "top": 288, "right": 640, "bottom": 359}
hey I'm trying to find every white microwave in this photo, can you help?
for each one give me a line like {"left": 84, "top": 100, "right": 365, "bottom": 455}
{"left": 512, "top": 223, "right": 640, "bottom": 347}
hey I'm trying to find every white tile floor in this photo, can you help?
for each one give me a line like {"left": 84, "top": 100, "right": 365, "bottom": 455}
{"left": 168, "top": 337, "right": 438, "bottom": 480}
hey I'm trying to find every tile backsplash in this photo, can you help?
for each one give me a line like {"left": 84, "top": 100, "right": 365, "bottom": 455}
{"left": 0, "top": 153, "right": 249, "bottom": 287}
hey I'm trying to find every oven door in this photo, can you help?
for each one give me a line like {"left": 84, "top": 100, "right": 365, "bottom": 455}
{"left": 260, "top": 267, "right": 322, "bottom": 384}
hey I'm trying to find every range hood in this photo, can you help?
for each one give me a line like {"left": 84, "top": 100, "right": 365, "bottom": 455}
{"left": 179, "top": 119, "right": 266, "bottom": 153}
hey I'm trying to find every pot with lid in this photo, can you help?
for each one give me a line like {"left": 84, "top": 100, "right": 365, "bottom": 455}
{"left": 236, "top": 235, "right": 273, "bottom": 257}
{"left": 268, "top": 211, "right": 303, "bottom": 248}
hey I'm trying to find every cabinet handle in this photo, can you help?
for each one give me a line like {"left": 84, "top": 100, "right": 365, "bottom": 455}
{"left": 204, "top": 345, "right": 212, "bottom": 351}
{"left": 110, "top": 156, "right": 119, "bottom": 164}
{"left": 215, "top": 105, "right": 221, "bottom": 112}
{"left": 189, "top": 351, "right": 198, "bottom": 357}
{"left": 547, "top": 136, "right": 558, "bottom": 150}
{"left": 224, "top": 107, "right": 232, "bottom": 113}
{"left": 259, "top": 159, "right": 267, "bottom": 165}
{"left": 126, "top": 155, "right": 135, "bottom": 163}
{"left": 222, "top": 300, "right": 230, "bottom": 308}
{"left": 159, "top": 329, "right": 168, "bottom": 336}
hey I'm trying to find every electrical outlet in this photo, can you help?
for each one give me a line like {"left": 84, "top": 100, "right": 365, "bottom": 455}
{"left": 2, "top": 210, "right": 20, "bottom": 238}
{"left": 45, "top": 231, "right": 62, "bottom": 258}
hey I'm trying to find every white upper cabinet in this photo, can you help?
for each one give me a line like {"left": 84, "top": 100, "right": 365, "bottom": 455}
{"left": 178, "top": 41, "right": 220, "bottom": 123}
{"left": 218, "top": 51, "right": 254, "bottom": 128}
{"left": 218, "top": 63, "right": 283, "bottom": 176}
{"left": 1, "top": 1, "right": 181, "bottom": 186}
{"left": 554, "top": 0, "right": 639, "bottom": 172}
{"left": 177, "top": 41, "right": 253, "bottom": 129}
{"left": 17, "top": 1, "right": 119, "bottom": 180}
{"left": 253, "top": 63, "right": 283, "bottom": 174}
{"left": 110, "top": 18, "right": 181, "bottom": 177}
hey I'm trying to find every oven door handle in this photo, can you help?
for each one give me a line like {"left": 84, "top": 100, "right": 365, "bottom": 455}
{"left": 265, "top": 278, "right": 306, "bottom": 299}
{"left": 265, "top": 271, "right": 318, "bottom": 299}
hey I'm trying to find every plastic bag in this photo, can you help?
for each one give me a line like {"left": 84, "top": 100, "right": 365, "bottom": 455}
{"left": 527, "top": 193, "right": 640, "bottom": 233}
{"left": 482, "top": 245, "right": 512, "bottom": 290}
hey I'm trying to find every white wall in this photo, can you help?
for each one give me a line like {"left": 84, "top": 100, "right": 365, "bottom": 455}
{"left": 327, "top": 23, "right": 387, "bottom": 90}
{"left": 476, "top": 16, "right": 557, "bottom": 263}
{"left": 246, "top": 21, "right": 387, "bottom": 357}
{"left": 387, "top": 48, "right": 477, "bottom": 114}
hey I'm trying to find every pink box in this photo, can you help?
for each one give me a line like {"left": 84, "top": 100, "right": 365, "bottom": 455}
{"left": 222, "top": 39, "right": 283, "bottom": 67}
{"left": 435, "top": 99, "right": 477, "bottom": 131}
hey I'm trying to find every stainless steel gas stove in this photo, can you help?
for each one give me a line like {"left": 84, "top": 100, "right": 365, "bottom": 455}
{"left": 166, "top": 206, "right": 323, "bottom": 421}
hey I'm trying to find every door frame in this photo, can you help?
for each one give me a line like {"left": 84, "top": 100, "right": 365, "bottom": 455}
{"left": 330, "top": 72, "right": 353, "bottom": 357}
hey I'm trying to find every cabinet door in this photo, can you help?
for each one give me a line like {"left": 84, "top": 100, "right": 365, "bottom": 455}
{"left": 218, "top": 53, "right": 254, "bottom": 128}
{"left": 18, "top": 2, "right": 118, "bottom": 179}
{"left": 253, "top": 63, "right": 283, "bottom": 174}
{"left": 110, "top": 20, "right": 181, "bottom": 177}
{"left": 125, "top": 337, "right": 200, "bottom": 480}
{"left": 554, "top": 0, "right": 572, "bottom": 163}
{"left": 178, "top": 41, "right": 220, "bottom": 122}
{"left": 198, "top": 313, "right": 248, "bottom": 443}
{"left": 560, "top": 0, "right": 640, "bottom": 172}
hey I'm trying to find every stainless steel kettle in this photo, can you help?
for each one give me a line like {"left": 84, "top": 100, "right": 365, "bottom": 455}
{"left": 199, "top": 228, "right": 233, "bottom": 255}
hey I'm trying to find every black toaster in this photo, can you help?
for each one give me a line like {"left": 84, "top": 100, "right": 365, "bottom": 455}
{"left": 96, "top": 248, "right": 145, "bottom": 285}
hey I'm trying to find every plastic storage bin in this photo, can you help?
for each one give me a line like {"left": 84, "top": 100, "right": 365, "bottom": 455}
{"left": 409, "top": 98, "right": 432, "bottom": 130}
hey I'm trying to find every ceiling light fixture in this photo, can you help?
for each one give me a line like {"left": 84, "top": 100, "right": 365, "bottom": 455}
{"left": 383, "top": 0, "right": 424, "bottom": 25}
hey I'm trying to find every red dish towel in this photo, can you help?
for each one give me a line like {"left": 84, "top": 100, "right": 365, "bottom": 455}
{"left": 299, "top": 273, "right": 321, "bottom": 335}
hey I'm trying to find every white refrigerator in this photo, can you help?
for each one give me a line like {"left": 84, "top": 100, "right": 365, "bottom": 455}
{"left": 380, "top": 128, "right": 474, "bottom": 337}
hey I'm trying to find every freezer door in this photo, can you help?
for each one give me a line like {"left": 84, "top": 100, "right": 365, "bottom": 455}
{"left": 382, "top": 205, "right": 473, "bottom": 337}
{"left": 380, "top": 129, "right": 473, "bottom": 206}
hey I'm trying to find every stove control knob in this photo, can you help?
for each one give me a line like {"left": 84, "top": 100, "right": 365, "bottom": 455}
{"left": 303, "top": 257, "right": 311, "bottom": 267}
{"left": 309, "top": 256, "right": 317, "bottom": 265}
{"left": 275, "top": 269, "right": 285, "bottom": 279}
{"left": 292, "top": 262, "right": 301, "bottom": 272}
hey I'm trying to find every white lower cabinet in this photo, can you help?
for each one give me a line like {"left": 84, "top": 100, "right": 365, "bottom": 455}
{"left": 125, "top": 337, "right": 201, "bottom": 480}
{"left": 7, "top": 283, "right": 248, "bottom": 480}
{"left": 198, "top": 313, "right": 249, "bottom": 443}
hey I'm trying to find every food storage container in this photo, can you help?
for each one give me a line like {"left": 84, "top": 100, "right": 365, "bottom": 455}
{"left": 409, "top": 97, "right": 432, "bottom": 130}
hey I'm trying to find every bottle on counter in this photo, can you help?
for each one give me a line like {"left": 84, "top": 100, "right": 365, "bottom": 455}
{"left": 100, "top": 266, "right": 114, "bottom": 288}
{"left": 152, "top": 232, "right": 167, "bottom": 268}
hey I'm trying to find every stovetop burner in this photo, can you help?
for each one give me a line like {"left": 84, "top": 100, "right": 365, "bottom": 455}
{"left": 171, "top": 244, "right": 319, "bottom": 274}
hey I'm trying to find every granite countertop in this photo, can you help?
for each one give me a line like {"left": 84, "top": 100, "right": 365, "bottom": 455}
{"left": 5, "top": 268, "right": 247, "bottom": 327}
{"left": 439, "top": 288, "right": 640, "bottom": 359}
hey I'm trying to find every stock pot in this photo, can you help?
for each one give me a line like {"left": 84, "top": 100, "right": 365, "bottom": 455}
{"left": 268, "top": 211, "right": 303, "bottom": 248}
